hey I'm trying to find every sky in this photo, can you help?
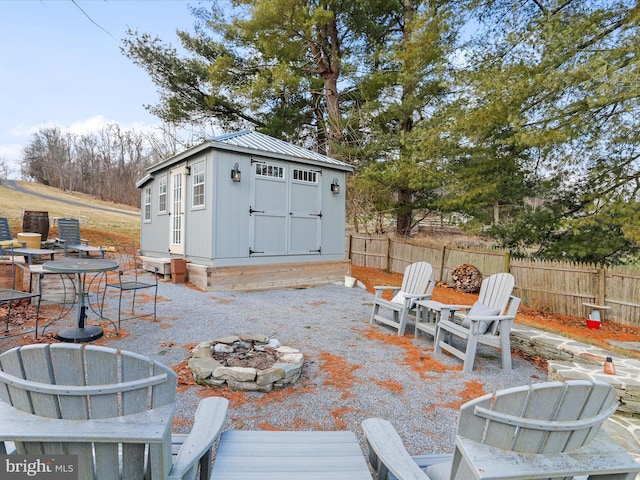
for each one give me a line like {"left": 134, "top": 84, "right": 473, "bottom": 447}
{"left": 0, "top": 0, "right": 204, "bottom": 178}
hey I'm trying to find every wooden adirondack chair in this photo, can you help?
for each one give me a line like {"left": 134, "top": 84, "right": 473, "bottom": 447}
{"left": 422, "top": 273, "right": 516, "bottom": 373}
{"left": 434, "top": 295, "right": 520, "bottom": 373}
{"left": 55, "top": 217, "right": 104, "bottom": 257}
{"left": 0, "top": 343, "right": 228, "bottom": 480}
{"left": 415, "top": 273, "right": 515, "bottom": 343}
{"left": 452, "top": 272, "right": 515, "bottom": 326}
{"left": 370, "top": 262, "right": 435, "bottom": 336}
{"left": 362, "top": 380, "right": 640, "bottom": 480}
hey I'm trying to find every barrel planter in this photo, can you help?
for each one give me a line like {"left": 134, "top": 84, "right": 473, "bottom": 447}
{"left": 22, "top": 211, "right": 50, "bottom": 241}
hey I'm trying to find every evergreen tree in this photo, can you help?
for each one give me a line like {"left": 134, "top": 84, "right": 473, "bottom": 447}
{"left": 436, "top": 0, "right": 640, "bottom": 263}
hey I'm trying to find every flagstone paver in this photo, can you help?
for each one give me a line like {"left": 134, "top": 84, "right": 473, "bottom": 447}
{"left": 511, "top": 324, "right": 640, "bottom": 467}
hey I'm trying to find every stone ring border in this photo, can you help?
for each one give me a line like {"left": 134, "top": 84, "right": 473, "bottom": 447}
{"left": 188, "top": 334, "right": 304, "bottom": 392}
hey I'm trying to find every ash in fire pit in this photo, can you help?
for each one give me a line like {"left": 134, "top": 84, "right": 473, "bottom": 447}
{"left": 212, "top": 338, "right": 279, "bottom": 370}
{"left": 188, "top": 334, "right": 304, "bottom": 392}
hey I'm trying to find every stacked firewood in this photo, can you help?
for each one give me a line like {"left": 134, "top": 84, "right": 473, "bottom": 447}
{"left": 451, "top": 264, "right": 482, "bottom": 293}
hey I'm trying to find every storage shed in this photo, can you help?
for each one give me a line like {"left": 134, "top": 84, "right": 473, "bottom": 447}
{"left": 136, "top": 131, "right": 353, "bottom": 291}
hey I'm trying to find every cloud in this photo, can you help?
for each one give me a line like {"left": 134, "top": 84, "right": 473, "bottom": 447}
{"left": 62, "top": 115, "right": 159, "bottom": 136}
{"left": 0, "top": 143, "right": 23, "bottom": 159}
{"left": 66, "top": 115, "right": 156, "bottom": 136}
{"left": 67, "top": 115, "right": 112, "bottom": 135}
{"left": 10, "top": 115, "right": 159, "bottom": 140}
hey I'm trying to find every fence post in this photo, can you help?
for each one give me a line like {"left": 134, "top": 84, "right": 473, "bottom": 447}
{"left": 386, "top": 237, "right": 391, "bottom": 271}
{"left": 598, "top": 267, "right": 606, "bottom": 305}
{"left": 504, "top": 252, "right": 510, "bottom": 273}
{"left": 439, "top": 245, "right": 446, "bottom": 282}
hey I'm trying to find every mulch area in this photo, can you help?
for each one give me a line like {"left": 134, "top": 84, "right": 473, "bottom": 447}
{"left": 352, "top": 265, "right": 640, "bottom": 361}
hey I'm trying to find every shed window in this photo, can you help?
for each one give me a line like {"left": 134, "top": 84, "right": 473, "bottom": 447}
{"left": 158, "top": 176, "right": 167, "bottom": 213}
{"left": 255, "top": 163, "right": 284, "bottom": 179}
{"left": 192, "top": 161, "right": 205, "bottom": 208}
{"left": 143, "top": 187, "right": 152, "bottom": 222}
{"left": 293, "top": 168, "right": 318, "bottom": 184}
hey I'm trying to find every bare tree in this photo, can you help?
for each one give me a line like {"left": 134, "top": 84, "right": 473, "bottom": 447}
{"left": 21, "top": 124, "right": 162, "bottom": 206}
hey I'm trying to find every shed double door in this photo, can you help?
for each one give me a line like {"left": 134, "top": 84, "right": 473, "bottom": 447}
{"left": 250, "top": 161, "right": 322, "bottom": 257}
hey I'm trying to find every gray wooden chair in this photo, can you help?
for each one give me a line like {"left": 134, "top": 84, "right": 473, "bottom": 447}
{"left": 417, "top": 273, "right": 516, "bottom": 372}
{"left": 362, "top": 380, "right": 640, "bottom": 480}
{"left": 433, "top": 294, "right": 521, "bottom": 373}
{"left": 55, "top": 217, "right": 104, "bottom": 257}
{"left": 370, "top": 262, "right": 435, "bottom": 336}
{"left": 416, "top": 272, "right": 515, "bottom": 342}
{"left": 0, "top": 343, "right": 228, "bottom": 480}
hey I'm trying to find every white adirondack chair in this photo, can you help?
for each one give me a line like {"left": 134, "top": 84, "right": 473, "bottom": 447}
{"left": 453, "top": 272, "right": 515, "bottom": 326}
{"left": 415, "top": 273, "right": 515, "bottom": 342}
{"left": 370, "top": 262, "right": 435, "bottom": 336}
{"left": 433, "top": 295, "right": 520, "bottom": 373}
{"left": 427, "top": 273, "right": 516, "bottom": 373}
{"left": 362, "top": 380, "right": 640, "bottom": 480}
{"left": 0, "top": 343, "right": 228, "bottom": 480}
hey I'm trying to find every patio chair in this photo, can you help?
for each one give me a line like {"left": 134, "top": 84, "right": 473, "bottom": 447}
{"left": 370, "top": 262, "right": 435, "bottom": 336}
{"left": 101, "top": 244, "right": 158, "bottom": 327}
{"left": 414, "top": 272, "right": 514, "bottom": 371}
{"left": 0, "top": 343, "right": 228, "bottom": 480}
{"left": 0, "top": 253, "right": 43, "bottom": 338}
{"left": 431, "top": 273, "right": 515, "bottom": 373}
{"left": 0, "top": 217, "right": 23, "bottom": 255}
{"left": 362, "top": 380, "right": 640, "bottom": 480}
{"left": 55, "top": 217, "right": 104, "bottom": 258}
{"left": 449, "top": 272, "right": 515, "bottom": 327}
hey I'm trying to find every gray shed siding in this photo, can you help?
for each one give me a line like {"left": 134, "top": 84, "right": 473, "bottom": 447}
{"left": 139, "top": 173, "right": 170, "bottom": 254}
{"left": 185, "top": 151, "right": 215, "bottom": 259}
{"left": 214, "top": 150, "right": 247, "bottom": 260}
{"left": 138, "top": 132, "right": 351, "bottom": 267}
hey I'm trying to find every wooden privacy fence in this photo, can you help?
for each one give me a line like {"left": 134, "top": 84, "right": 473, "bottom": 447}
{"left": 347, "top": 234, "right": 640, "bottom": 328}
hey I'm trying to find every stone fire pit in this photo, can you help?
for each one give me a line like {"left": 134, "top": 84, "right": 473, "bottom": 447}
{"left": 188, "top": 334, "right": 304, "bottom": 392}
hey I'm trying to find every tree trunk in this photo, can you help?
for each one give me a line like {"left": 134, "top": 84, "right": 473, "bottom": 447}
{"left": 394, "top": 1, "right": 416, "bottom": 238}
{"left": 324, "top": 73, "right": 342, "bottom": 155}
{"left": 307, "top": 11, "right": 343, "bottom": 156}
{"left": 396, "top": 188, "right": 413, "bottom": 237}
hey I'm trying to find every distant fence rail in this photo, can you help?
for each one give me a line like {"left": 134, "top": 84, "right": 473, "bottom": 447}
{"left": 346, "top": 234, "right": 640, "bottom": 328}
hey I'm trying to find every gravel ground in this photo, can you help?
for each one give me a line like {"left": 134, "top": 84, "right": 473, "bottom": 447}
{"left": 60, "top": 279, "right": 546, "bottom": 458}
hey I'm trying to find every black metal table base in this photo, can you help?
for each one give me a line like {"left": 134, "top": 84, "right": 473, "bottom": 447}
{"left": 56, "top": 326, "right": 103, "bottom": 343}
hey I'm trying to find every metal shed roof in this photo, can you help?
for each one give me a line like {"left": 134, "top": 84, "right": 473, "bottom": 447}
{"left": 212, "top": 130, "right": 352, "bottom": 169}
{"left": 141, "top": 131, "right": 353, "bottom": 185}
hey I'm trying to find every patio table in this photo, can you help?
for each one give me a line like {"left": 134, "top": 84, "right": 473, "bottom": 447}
{"left": 10, "top": 246, "right": 55, "bottom": 265}
{"left": 43, "top": 258, "right": 118, "bottom": 342}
